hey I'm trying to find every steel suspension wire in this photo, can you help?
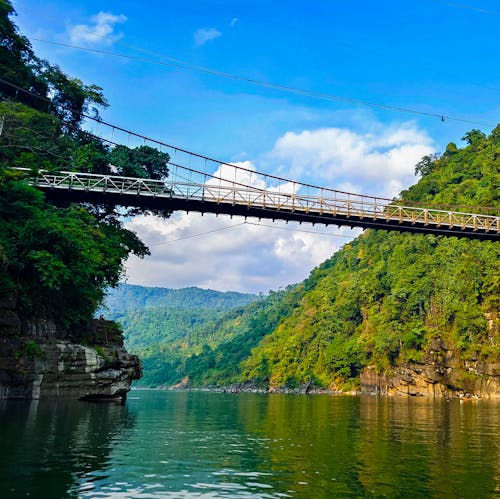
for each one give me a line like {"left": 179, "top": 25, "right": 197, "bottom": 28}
{"left": 428, "top": 0, "right": 500, "bottom": 16}
{"left": 147, "top": 222, "right": 247, "bottom": 246}
{"left": 145, "top": 221, "right": 357, "bottom": 248}
{"left": 27, "top": 38, "right": 498, "bottom": 129}
{"left": 18, "top": 168, "right": 500, "bottom": 241}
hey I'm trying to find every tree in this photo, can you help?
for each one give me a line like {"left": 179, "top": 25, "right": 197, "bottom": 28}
{"left": 71, "top": 131, "right": 110, "bottom": 174}
{"left": 0, "top": 1, "right": 107, "bottom": 130}
{"left": 0, "top": 2, "right": 170, "bottom": 331}
{"left": 0, "top": 101, "right": 66, "bottom": 171}
{"left": 414, "top": 154, "right": 439, "bottom": 177}
{"left": 0, "top": 0, "right": 44, "bottom": 100}
{"left": 0, "top": 172, "right": 149, "bottom": 328}
{"left": 108, "top": 145, "right": 170, "bottom": 179}
{"left": 462, "top": 129, "right": 486, "bottom": 146}
{"left": 41, "top": 63, "right": 108, "bottom": 130}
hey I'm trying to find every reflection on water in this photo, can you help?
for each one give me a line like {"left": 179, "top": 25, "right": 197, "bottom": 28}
{"left": 0, "top": 399, "right": 134, "bottom": 498}
{"left": 0, "top": 392, "right": 499, "bottom": 498}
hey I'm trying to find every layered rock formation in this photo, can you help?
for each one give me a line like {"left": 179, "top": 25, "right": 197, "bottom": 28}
{"left": 360, "top": 337, "right": 500, "bottom": 399}
{"left": 0, "top": 298, "right": 141, "bottom": 400}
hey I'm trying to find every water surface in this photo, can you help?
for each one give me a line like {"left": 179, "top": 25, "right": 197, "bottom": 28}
{"left": 0, "top": 391, "right": 498, "bottom": 497}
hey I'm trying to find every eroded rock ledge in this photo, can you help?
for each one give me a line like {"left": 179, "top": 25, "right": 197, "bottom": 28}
{"left": 0, "top": 298, "right": 141, "bottom": 400}
{"left": 360, "top": 338, "right": 500, "bottom": 399}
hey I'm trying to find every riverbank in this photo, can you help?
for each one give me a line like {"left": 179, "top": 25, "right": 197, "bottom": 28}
{"left": 0, "top": 298, "right": 141, "bottom": 400}
{"left": 134, "top": 381, "right": 495, "bottom": 400}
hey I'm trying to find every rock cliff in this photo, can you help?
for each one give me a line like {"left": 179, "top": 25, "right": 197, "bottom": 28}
{"left": 0, "top": 297, "right": 141, "bottom": 400}
{"left": 360, "top": 337, "right": 500, "bottom": 399}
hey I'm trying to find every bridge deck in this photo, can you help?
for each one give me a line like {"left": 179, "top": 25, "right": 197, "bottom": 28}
{"left": 20, "top": 169, "right": 500, "bottom": 241}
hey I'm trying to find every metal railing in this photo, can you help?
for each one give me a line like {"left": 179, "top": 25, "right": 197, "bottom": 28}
{"left": 14, "top": 168, "right": 500, "bottom": 236}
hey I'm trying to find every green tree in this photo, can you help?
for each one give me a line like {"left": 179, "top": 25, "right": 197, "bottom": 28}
{"left": 108, "top": 144, "right": 169, "bottom": 179}
{"left": 462, "top": 129, "right": 486, "bottom": 146}
{"left": 0, "top": 0, "right": 44, "bottom": 100}
{"left": 0, "top": 1, "right": 170, "bottom": 334}
{"left": 414, "top": 154, "right": 438, "bottom": 177}
{"left": 0, "top": 174, "right": 149, "bottom": 328}
{"left": 179, "top": 130, "right": 500, "bottom": 390}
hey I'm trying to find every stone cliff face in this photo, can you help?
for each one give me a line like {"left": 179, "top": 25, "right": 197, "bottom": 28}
{"left": 360, "top": 337, "right": 500, "bottom": 399}
{"left": 0, "top": 297, "right": 141, "bottom": 400}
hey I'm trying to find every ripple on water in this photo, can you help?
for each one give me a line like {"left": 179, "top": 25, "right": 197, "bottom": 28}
{"left": 1, "top": 392, "right": 499, "bottom": 498}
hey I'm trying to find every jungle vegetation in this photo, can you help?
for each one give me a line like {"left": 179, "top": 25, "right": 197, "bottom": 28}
{"left": 100, "top": 284, "right": 257, "bottom": 386}
{"left": 115, "top": 131, "right": 500, "bottom": 389}
{"left": 0, "top": 0, "right": 169, "bottom": 329}
{"left": 1, "top": 0, "right": 498, "bottom": 389}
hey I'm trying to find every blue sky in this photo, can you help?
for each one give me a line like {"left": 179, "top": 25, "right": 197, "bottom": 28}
{"left": 10, "top": 0, "right": 500, "bottom": 292}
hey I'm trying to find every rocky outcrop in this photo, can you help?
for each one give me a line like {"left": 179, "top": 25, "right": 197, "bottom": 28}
{"left": 0, "top": 340, "right": 141, "bottom": 400}
{"left": 360, "top": 337, "right": 500, "bottom": 399}
{"left": 0, "top": 299, "right": 141, "bottom": 400}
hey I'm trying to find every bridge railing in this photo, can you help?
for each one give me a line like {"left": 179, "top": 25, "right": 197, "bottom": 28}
{"left": 14, "top": 168, "right": 500, "bottom": 234}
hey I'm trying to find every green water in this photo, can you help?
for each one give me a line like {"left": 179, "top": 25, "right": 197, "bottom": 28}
{"left": 0, "top": 391, "right": 499, "bottom": 498}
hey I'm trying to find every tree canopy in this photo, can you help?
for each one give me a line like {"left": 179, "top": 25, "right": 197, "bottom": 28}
{"left": 0, "top": 1, "right": 170, "bottom": 330}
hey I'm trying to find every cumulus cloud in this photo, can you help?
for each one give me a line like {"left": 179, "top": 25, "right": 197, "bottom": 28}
{"left": 194, "top": 27, "right": 222, "bottom": 46}
{"left": 68, "top": 11, "right": 127, "bottom": 46}
{"left": 270, "top": 122, "right": 434, "bottom": 198}
{"left": 124, "top": 212, "right": 355, "bottom": 293}
{"left": 123, "top": 122, "right": 433, "bottom": 293}
{"left": 204, "top": 160, "right": 299, "bottom": 205}
{"left": 124, "top": 159, "right": 356, "bottom": 292}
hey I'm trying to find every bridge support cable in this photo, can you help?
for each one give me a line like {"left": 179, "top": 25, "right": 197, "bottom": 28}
{"left": 2, "top": 79, "right": 498, "bottom": 239}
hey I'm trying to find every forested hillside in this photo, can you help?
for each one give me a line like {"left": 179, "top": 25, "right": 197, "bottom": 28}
{"left": 101, "top": 285, "right": 257, "bottom": 386}
{"left": 102, "top": 284, "right": 256, "bottom": 319}
{"left": 147, "top": 130, "right": 499, "bottom": 393}
{"left": 0, "top": 0, "right": 171, "bottom": 398}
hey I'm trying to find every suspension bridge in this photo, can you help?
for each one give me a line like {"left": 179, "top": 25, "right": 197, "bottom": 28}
{"left": 4, "top": 77, "right": 498, "bottom": 241}
{"left": 16, "top": 161, "right": 499, "bottom": 241}
{"left": 1, "top": 77, "right": 499, "bottom": 241}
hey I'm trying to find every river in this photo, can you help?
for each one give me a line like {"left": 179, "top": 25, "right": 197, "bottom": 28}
{"left": 0, "top": 390, "right": 499, "bottom": 498}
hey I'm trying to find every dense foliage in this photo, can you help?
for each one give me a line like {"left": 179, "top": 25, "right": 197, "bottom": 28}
{"left": 123, "top": 129, "right": 499, "bottom": 389}
{"left": 401, "top": 131, "right": 499, "bottom": 210}
{"left": 101, "top": 284, "right": 257, "bottom": 386}
{"left": 0, "top": 179, "right": 148, "bottom": 326}
{"left": 0, "top": 1, "right": 169, "bottom": 330}
{"left": 237, "top": 130, "right": 500, "bottom": 389}
{"left": 102, "top": 284, "right": 256, "bottom": 318}
{"left": 2, "top": 0, "right": 498, "bottom": 387}
{"left": 0, "top": 1, "right": 107, "bottom": 129}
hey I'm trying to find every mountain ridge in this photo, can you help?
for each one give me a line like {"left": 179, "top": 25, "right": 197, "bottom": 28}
{"left": 115, "top": 130, "right": 500, "bottom": 397}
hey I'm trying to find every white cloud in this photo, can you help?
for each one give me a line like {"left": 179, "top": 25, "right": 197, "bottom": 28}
{"left": 270, "top": 122, "right": 434, "bottom": 198}
{"left": 68, "top": 11, "right": 127, "bottom": 46}
{"left": 194, "top": 27, "right": 222, "bottom": 47}
{"left": 124, "top": 212, "right": 356, "bottom": 294}
{"left": 229, "top": 18, "right": 239, "bottom": 27}
{"left": 204, "top": 160, "right": 298, "bottom": 205}
{"left": 124, "top": 159, "right": 356, "bottom": 293}
{"left": 123, "top": 122, "right": 434, "bottom": 293}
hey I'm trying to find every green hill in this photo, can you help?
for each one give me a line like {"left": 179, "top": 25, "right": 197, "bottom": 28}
{"left": 153, "top": 129, "right": 500, "bottom": 394}
{"left": 102, "top": 284, "right": 257, "bottom": 319}
{"left": 100, "top": 284, "right": 257, "bottom": 386}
